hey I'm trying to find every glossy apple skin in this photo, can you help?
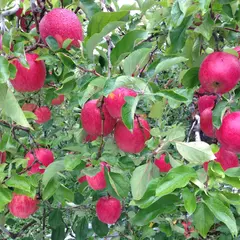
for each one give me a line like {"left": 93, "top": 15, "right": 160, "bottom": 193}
{"left": 234, "top": 46, "right": 240, "bottom": 58}
{"left": 198, "top": 95, "right": 217, "bottom": 114}
{"left": 0, "top": 152, "right": 6, "bottom": 163}
{"left": 105, "top": 87, "right": 137, "bottom": 119}
{"left": 199, "top": 52, "right": 240, "bottom": 94}
{"left": 86, "top": 162, "right": 109, "bottom": 190}
{"left": 216, "top": 112, "right": 240, "bottom": 153}
{"left": 78, "top": 176, "right": 87, "bottom": 183}
{"left": 81, "top": 99, "right": 116, "bottom": 136}
{"left": 9, "top": 194, "right": 38, "bottom": 219}
{"left": 114, "top": 117, "right": 150, "bottom": 154}
{"left": 25, "top": 148, "right": 54, "bottom": 175}
{"left": 154, "top": 154, "right": 172, "bottom": 172}
{"left": 96, "top": 196, "right": 121, "bottom": 224}
{"left": 10, "top": 53, "right": 46, "bottom": 92}
{"left": 51, "top": 95, "right": 65, "bottom": 105}
{"left": 200, "top": 107, "right": 215, "bottom": 138}
{"left": 22, "top": 103, "right": 38, "bottom": 112}
{"left": 203, "top": 148, "right": 239, "bottom": 171}
{"left": 39, "top": 8, "right": 83, "bottom": 48}
{"left": 84, "top": 134, "right": 98, "bottom": 143}
{"left": 35, "top": 106, "right": 51, "bottom": 124}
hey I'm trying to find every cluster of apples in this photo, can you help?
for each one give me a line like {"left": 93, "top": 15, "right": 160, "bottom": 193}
{"left": 198, "top": 51, "right": 240, "bottom": 170}
{"left": 7, "top": 148, "right": 54, "bottom": 218}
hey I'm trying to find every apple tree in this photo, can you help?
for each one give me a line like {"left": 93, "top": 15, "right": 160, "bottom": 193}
{"left": 0, "top": 0, "right": 240, "bottom": 239}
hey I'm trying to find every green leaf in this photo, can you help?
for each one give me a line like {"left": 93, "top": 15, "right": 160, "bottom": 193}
{"left": 42, "top": 177, "right": 60, "bottom": 200}
{"left": 57, "top": 53, "right": 76, "bottom": 69}
{"left": 122, "top": 96, "right": 139, "bottom": 130}
{"left": 6, "top": 175, "right": 31, "bottom": 192}
{"left": 131, "top": 195, "right": 179, "bottom": 226}
{"left": 149, "top": 99, "right": 166, "bottom": 120}
{"left": 111, "top": 30, "right": 148, "bottom": 65}
{"left": 79, "top": 0, "right": 101, "bottom": 19}
{"left": 193, "top": 202, "right": 214, "bottom": 238}
{"left": 64, "top": 155, "right": 85, "bottom": 171}
{"left": 131, "top": 162, "right": 159, "bottom": 200}
{"left": 75, "top": 217, "right": 88, "bottom": 240}
{"left": 195, "top": 13, "right": 214, "bottom": 40}
{"left": 0, "top": 56, "right": 9, "bottom": 82}
{"left": 92, "top": 217, "right": 109, "bottom": 237}
{"left": 87, "top": 22, "right": 126, "bottom": 59}
{"left": 0, "top": 84, "right": 31, "bottom": 129}
{"left": 123, "top": 48, "right": 151, "bottom": 76}
{"left": 0, "top": 187, "right": 12, "bottom": 211}
{"left": 225, "top": 167, "right": 240, "bottom": 177}
{"left": 42, "top": 161, "right": 65, "bottom": 186}
{"left": 203, "top": 195, "right": 238, "bottom": 237}
{"left": 79, "top": 77, "right": 107, "bottom": 106}
{"left": 181, "top": 67, "right": 200, "bottom": 88}
{"left": 176, "top": 141, "right": 215, "bottom": 164}
{"left": 87, "top": 11, "right": 129, "bottom": 37}
{"left": 169, "top": 16, "right": 192, "bottom": 53}
{"left": 156, "top": 165, "right": 197, "bottom": 197}
{"left": 141, "top": 0, "right": 156, "bottom": 13}
{"left": 51, "top": 224, "right": 65, "bottom": 240}
{"left": 49, "top": 209, "right": 64, "bottom": 229}
{"left": 212, "top": 101, "right": 228, "bottom": 129}
{"left": 182, "top": 187, "right": 196, "bottom": 214}
{"left": 107, "top": 172, "right": 130, "bottom": 199}
{"left": 166, "top": 125, "right": 186, "bottom": 142}
{"left": 153, "top": 90, "right": 188, "bottom": 102}
{"left": 46, "top": 36, "right": 60, "bottom": 51}
{"left": 55, "top": 184, "right": 74, "bottom": 203}
{"left": 155, "top": 57, "right": 188, "bottom": 75}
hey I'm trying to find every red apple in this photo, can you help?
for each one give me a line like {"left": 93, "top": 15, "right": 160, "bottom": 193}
{"left": 198, "top": 95, "right": 217, "bottom": 114}
{"left": 105, "top": 87, "right": 137, "bottom": 119}
{"left": 10, "top": 53, "right": 46, "bottom": 92}
{"left": 0, "top": 152, "right": 6, "bottom": 163}
{"left": 25, "top": 148, "right": 54, "bottom": 175}
{"left": 39, "top": 8, "right": 84, "bottom": 48}
{"left": 216, "top": 112, "right": 240, "bottom": 152}
{"left": 15, "top": 0, "right": 24, "bottom": 17}
{"left": 200, "top": 107, "right": 215, "bottom": 137}
{"left": 96, "top": 196, "right": 122, "bottom": 224}
{"left": 84, "top": 134, "right": 98, "bottom": 143}
{"left": 199, "top": 52, "right": 240, "bottom": 94}
{"left": 8, "top": 194, "right": 38, "bottom": 219}
{"left": 34, "top": 106, "right": 51, "bottom": 124}
{"left": 78, "top": 175, "right": 87, "bottom": 183}
{"left": 22, "top": 103, "right": 38, "bottom": 112}
{"left": 114, "top": 117, "right": 150, "bottom": 153}
{"left": 81, "top": 99, "right": 116, "bottom": 136}
{"left": 51, "top": 94, "right": 65, "bottom": 105}
{"left": 154, "top": 154, "right": 172, "bottom": 172}
{"left": 203, "top": 148, "right": 239, "bottom": 171}
{"left": 234, "top": 46, "right": 240, "bottom": 58}
{"left": 86, "top": 162, "right": 109, "bottom": 190}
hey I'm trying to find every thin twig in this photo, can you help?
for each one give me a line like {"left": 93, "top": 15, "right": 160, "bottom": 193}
{"left": 77, "top": 66, "right": 102, "bottom": 77}
{"left": 30, "top": 0, "right": 40, "bottom": 34}
{"left": 97, "top": 97, "right": 105, "bottom": 159}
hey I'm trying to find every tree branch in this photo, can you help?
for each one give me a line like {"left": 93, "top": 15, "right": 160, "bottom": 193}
{"left": 77, "top": 66, "right": 102, "bottom": 77}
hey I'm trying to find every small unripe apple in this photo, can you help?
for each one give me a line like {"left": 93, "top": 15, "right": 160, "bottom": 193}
{"left": 216, "top": 112, "right": 240, "bottom": 152}
{"left": 200, "top": 107, "right": 215, "bottom": 137}
{"left": 105, "top": 87, "right": 137, "bottom": 119}
{"left": 86, "top": 162, "right": 109, "bottom": 190}
{"left": 25, "top": 148, "right": 54, "bottom": 175}
{"left": 22, "top": 103, "right": 38, "bottom": 112}
{"left": 203, "top": 147, "right": 239, "bottom": 171}
{"left": 199, "top": 52, "right": 240, "bottom": 94}
{"left": 114, "top": 117, "right": 150, "bottom": 153}
{"left": 39, "top": 8, "right": 83, "bottom": 48}
{"left": 154, "top": 154, "right": 172, "bottom": 172}
{"left": 8, "top": 194, "right": 38, "bottom": 219}
{"left": 10, "top": 53, "right": 46, "bottom": 92}
{"left": 198, "top": 95, "right": 217, "bottom": 114}
{"left": 34, "top": 106, "right": 51, "bottom": 124}
{"left": 0, "top": 152, "right": 6, "bottom": 163}
{"left": 234, "top": 46, "right": 240, "bottom": 58}
{"left": 81, "top": 99, "right": 116, "bottom": 136}
{"left": 51, "top": 94, "right": 65, "bottom": 105}
{"left": 96, "top": 196, "right": 121, "bottom": 224}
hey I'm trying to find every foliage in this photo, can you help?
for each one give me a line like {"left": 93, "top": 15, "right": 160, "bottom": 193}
{"left": 0, "top": 0, "right": 240, "bottom": 239}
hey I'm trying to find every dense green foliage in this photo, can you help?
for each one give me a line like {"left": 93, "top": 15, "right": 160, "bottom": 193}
{"left": 0, "top": 0, "right": 240, "bottom": 239}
